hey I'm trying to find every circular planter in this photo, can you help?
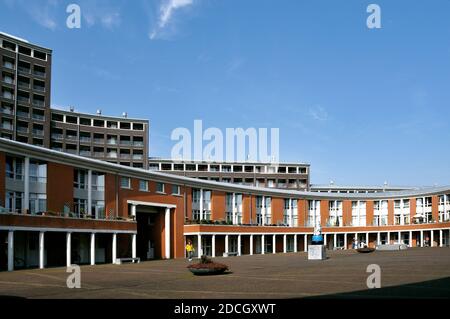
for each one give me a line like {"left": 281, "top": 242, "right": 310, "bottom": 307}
{"left": 188, "top": 266, "right": 228, "bottom": 276}
{"left": 357, "top": 247, "right": 376, "bottom": 254}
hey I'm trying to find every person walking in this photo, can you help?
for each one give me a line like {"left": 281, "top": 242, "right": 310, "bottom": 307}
{"left": 186, "top": 240, "right": 195, "bottom": 261}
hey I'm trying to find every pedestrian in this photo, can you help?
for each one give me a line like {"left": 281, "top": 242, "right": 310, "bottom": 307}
{"left": 186, "top": 240, "right": 195, "bottom": 261}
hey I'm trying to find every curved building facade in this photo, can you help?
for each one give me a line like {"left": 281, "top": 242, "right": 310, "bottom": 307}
{"left": 0, "top": 138, "right": 449, "bottom": 271}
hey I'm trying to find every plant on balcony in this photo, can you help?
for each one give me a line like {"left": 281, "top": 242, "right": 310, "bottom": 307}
{"left": 187, "top": 256, "right": 229, "bottom": 276}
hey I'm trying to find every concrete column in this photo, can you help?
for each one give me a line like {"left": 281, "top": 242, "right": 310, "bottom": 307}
{"left": 232, "top": 194, "right": 237, "bottom": 225}
{"left": 420, "top": 230, "right": 424, "bottom": 247}
{"left": 272, "top": 234, "right": 276, "bottom": 254}
{"left": 66, "top": 232, "right": 72, "bottom": 267}
{"left": 333, "top": 233, "right": 337, "bottom": 249}
{"left": 294, "top": 234, "right": 298, "bottom": 253}
{"left": 131, "top": 205, "right": 137, "bottom": 219}
{"left": 431, "top": 230, "right": 434, "bottom": 247}
{"left": 344, "top": 233, "right": 347, "bottom": 250}
{"left": 238, "top": 235, "right": 242, "bottom": 256}
{"left": 197, "top": 234, "right": 202, "bottom": 257}
{"left": 283, "top": 234, "right": 287, "bottom": 253}
{"left": 199, "top": 189, "right": 204, "bottom": 221}
{"left": 7, "top": 231, "right": 14, "bottom": 271}
{"left": 387, "top": 232, "right": 390, "bottom": 245}
{"left": 409, "top": 231, "right": 413, "bottom": 247}
{"left": 225, "top": 235, "right": 229, "bottom": 255}
{"left": 440, "top": 229, "right": 443, "bottom": 247}
{"left": 261, "top": 235, "right": 265, "bottom": 254}
{"left": 24, "top": 157, "right": 30, "bottom": 213}
{"left": 262, "top": 198, "right": 266, "bottom": 226}
{"left": 89, "top": 233, "right": 96, "bottom": 265}
{"left": 165, "top": 208, "right": 171, "bottom": 259}
{"left": 398, "top": 231, "right": 401, "bottom": 244}
{"left": 355, "top": 233, "right": 359, "bottom": 248}
{"left": 39, "top": 232, "right": 45, "bottom": 269}
{"left": 377, "top": 232, "right": 381, "bottom": 246}
{"left": 131, "top": 233, "right": 136, "bottom": 259}
{"left": 324, "top": 233, "right": 327, "bottom": 249}
{"left": 112, "top": 233, "right": 118, "bottom": 264}
{"left": 212, "top": 235, "right": 216, "bottom": 258}
{"left": 304, "top": 234, "right": 308, "bottom": 252}
{"left": 250, "top": 235, "right": 254, "bottom": 255}
{"left": 366, "top": 233, "right": 369, "bottom": 246}
{"left": 87, "top": 170, "right": 92, "bottom": 217}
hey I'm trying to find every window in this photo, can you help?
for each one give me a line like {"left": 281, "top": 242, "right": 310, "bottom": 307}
{"left": 139, "top": 180, "right": 149, "bottom": 192}
{"left": 374, "top": 200, "right": 388, "bottom": 226}
{"left": 235, "top": 194, "right": 243, "bottom": 224}
{"left": 92, "top": 173, "right": 105, "bottom": 191}
{"left": 74, "top": 169, "right": 87, "bottom": 189}
{"left": 92, "top": 200, "right": 105, "bottom": 219}
{"left": 5, "top": 156, "right": 24, "bottom": 180}
{"left": 226, "top": 193, "right": 233, "bottom": 223}
{"left": 74, "top": 198, "right": 87, "bottom": 217}
{"left": 29, "top": 193, "right": 46, "bottom": 215}
{"left": 121, "top": 177, "right": 131, "bottom": 189}
{"left": 352, "top": 201, "right": 366, "bottom": 227}
{"left": 6, "top": 191, "right": 23, "bottom": 213}
{"left": 328, "top": 200, "right": 343, "bottom": 227}
{"left": 172, "top": 185, "right": 180, "bottom": 195}
{"left": 156, "top": 182, "right": 165, "bottom": 193}
{"left": 29, "top": 160, "right": 47, "bottom": 184}
{"left": 307, "top": 200, "right": 321, "bottom": 227}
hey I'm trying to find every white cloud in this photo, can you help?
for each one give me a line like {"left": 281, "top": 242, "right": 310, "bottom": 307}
{"left": 150, "top": 0, "right": 194, "bottom": 40}
{"left": 79, "top": 0, "right": 121, "bottom": 30}
{"left": 309, "top": 105, "right": 329, "bottom": 121}
{"left": 2, "top": 0, "right": 60, "bottom": 30}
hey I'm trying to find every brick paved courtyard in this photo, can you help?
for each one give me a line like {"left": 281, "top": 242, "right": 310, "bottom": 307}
{"left": 0, "top": 248, "right": 449, "bottom": 299}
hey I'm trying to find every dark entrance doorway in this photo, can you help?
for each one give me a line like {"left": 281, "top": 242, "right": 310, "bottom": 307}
{"left": 136, "top": 206, "right": 164, "bottom": 261}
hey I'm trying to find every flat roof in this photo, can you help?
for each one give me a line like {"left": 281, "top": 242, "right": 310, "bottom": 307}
{"left": 148, "top": 158, "right": 310, "bottom": 166}
{"left": 1, "top": 138, "right": 449, "bottom": 200}
{"left": 51, "top": 107, "right": 149, "bottom": 123}
{"left": 0, "top": 31, "right": 52, "bottom": 53}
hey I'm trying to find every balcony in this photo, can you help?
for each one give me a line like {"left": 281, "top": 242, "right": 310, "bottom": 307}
{"left": 51, "top": 133, "right": 63, "bottom": 140}
{"left": 18, "top": 66, "right": 31, "bottom": 74}
{"left": 1, "top": 123, "right": 13, "bottom": 130}
{"left": 32, "top": 100, "right": 45, "bottom": 108}
{"left": 66, "top": 135, "right": 78, "bottom": 141}
{"left": 93, "top": 138, "right": 105, "bottom": 144}
{"left": 65, "top": 149, "right": 78, "bottom": 155}
{"left": 107, "top": 140, "right": 117, "bottom": 145}
{"left": 17, "top": 111, "right": 29, "bottom": 119}
{"left": 33, "top": 85, "right": 45, "bottom": 92}
{"left": 17, "top": 126, "right": 29, "bottom": 133}
{"left": 3, "top": 62, "right": 14, "bottom": 70}
{"left": 120, "top": 154, "right": 131, "bottom": 159}
{"left": 107, "top": 153, "right": 118, "bottom": 159}
{"left": 79, "top": 137, "right": 91, "bottom": 143}
{"left": 32, "top": 114, "right": 45, "bottom": 121}
{"left": 132, "top": 155, "right": 143, "bottom": 160}
{"left": 133, "top": 141, "right": 144, "bottom": 147}
{"left": 18, "top": 81, "right": 30, "bottom": 89}
{"left": 2, "top": 92, "right": 14, "bottom": 100}
{"left": 0, "top": 108, "right": 13, "bottom": 115}
{"left": 33, "top": 70, "right": 46, "bottom": 77}
{"left": 93, "top": 152, "right": 105, "bottom": 158}
{"left": 32, "top": 129, "right": 44, "bottom": 137}
{"left": 80, "top": 151, "right": 91, "bottom": 157}
{"left": 120, "top": 140, "right": 132, "bottom": 146}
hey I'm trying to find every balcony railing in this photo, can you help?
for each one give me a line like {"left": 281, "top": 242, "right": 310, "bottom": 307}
{"left": 107, "top": 140, "right": 117, "bottom": 145}
{"left": 79, "top": 137, "right": 91, "bottom": 143}
{"left": 0, "top": 108, "right": 13, "bottom": 115}
{"left": 2, "top": 93, "right": 14, "bottom": 100}
{"left": 17, "top": 111, "right": 29, "bottom": 118}
{"left": 133, "top": 142, "right": 144, "bottom": 147}
{"left": 107, "top": 153, "right": 118, "bottom": 159}
{"left": 3, "top": 62, "right": 14, "bottom": 70}
{"left": 93, "top": 152, "right": 105, "bottom": 157}
{"left": 120, "top": 154, "right": 131, "bottom": 159}
{"left": 1, "top": 124, "right": 13, "bottom": 130}
{"left": 32, "top": 129, "right": 44, "bottom": 136}
{"left": 51, "top": 134, "right": 63, "bottom": 140}
{"left": 33, "top": 86, "right": 45, "bottom": 92}
{"left": 18, "top": 82, "right": 30, "bottom": 89}
{"left": 120, "top": 140, "right": 132, "bottom": 146}
{"left": 33, "top": 100, "right": 45, "bottom": 107}
{"left": 18, "top": 67, "right": 31, "bottom": 74}
{"left": 66, "top": 135, "right": 78, "bottom": 141}
{"left": 80, "top": 151, "right": 91, "bottom": 157}
{"left": 93, "top": 138, "right": 104, "bottom": 144}
{"left": 133, "top": 155, "right": 143, "bottom": 160}
{"left": 32, "top": 114, "right": 45, "bottom": 121}
{"left": 33, "top": 70, "right": 46, "bottom": 77}
{"left": 17, "top": 126, "right": 29, "bottom": 133}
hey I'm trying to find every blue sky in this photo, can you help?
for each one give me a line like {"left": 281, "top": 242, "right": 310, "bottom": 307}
{"left": 1, "top": 0, "right": 450, "bottom": 187}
